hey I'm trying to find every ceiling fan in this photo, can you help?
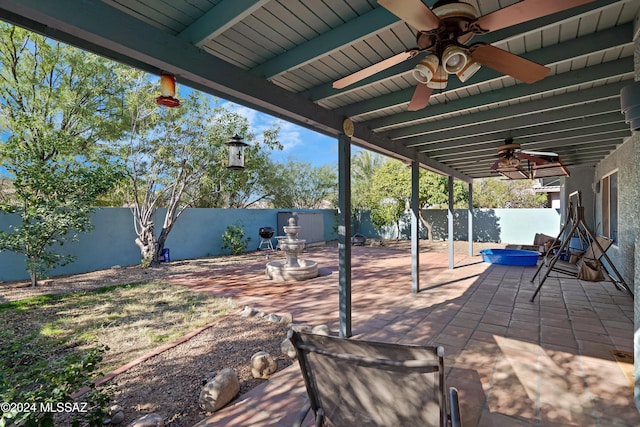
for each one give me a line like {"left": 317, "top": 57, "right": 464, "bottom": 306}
{"left": 333, "top": 0, "right": 593, "bottom": 111}
{"left": 492, "top": 138, "right": 569, "bottom": 180}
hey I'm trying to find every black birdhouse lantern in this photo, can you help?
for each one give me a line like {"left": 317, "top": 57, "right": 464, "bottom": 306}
{"left": 226, "top": 134, "right": 248, "bottom": 170}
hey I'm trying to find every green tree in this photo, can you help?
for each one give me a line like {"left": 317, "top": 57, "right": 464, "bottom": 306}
{"left": 0, "top": 23, "right": 125, "bottom": 286}
{"left": 351, "top": 150, "right": 384, "bottom": 233}
{"left": 416, "top": 169, "right": 468, "bottom": 241}
{"left": 0, "top": 177, "right": 15, "bottom": 204}
{"left": 270, "top": 160, "right": 337, "bottom": 208}
{"left": 117, "top": 78, "right": 280, "bottom": 266}
{"left": 190, "top": 125, "right": 282, "bottom": 208}
{"left": 367, "top": 160, "right": 409, "bottom": 238}
{"left": 473, "top": 178, "right": 548, "bottom": 208}
{"left": 367, "top": 158, "right": 467, "bottom": 241}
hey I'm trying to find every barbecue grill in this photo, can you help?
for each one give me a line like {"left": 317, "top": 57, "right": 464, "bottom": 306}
{"left": 258, "top": 226, "right": 275, "bottom": 250}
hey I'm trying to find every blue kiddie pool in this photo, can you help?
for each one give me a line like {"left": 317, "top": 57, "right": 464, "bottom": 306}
{"left": 480, "top": 248, "right": 539, "bottom": 266}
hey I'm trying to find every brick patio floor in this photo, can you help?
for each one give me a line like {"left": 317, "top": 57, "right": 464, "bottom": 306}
{"left": 166, "top": 245, "right": 637, "bottom": 427}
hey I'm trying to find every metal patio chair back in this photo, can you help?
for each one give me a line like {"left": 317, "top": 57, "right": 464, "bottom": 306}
{"left": 288, "top": 330, "right": 461, "bottom": 427}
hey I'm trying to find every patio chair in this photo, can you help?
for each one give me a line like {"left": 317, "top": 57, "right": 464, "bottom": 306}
{"left": 288, "top": 330, "right": 461, "bottom": 427}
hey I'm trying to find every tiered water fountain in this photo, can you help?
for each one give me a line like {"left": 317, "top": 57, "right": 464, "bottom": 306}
{"left": 266, "top": 217, "right": 318, "bottom": 281}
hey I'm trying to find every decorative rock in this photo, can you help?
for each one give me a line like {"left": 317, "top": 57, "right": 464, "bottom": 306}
{"left": 239, "top": 306, "right": 258, "bottom": 317}
{"left": 198, "top": 368, "right": 240, "bottom": 413}
{"left": 264, "top": 313, "right": 282, "bottom": 323}
{"left": 110, "top": 411, "right": 125, "bottom": 424}
{"left": 202, "top": 371, "right": 216, "bottom": 385}
{"left": 107, "top": 405, "right": 122, "bottom": 416}
{"left": 281, "top": 337, "right": 297, "bottom": 360}
{"left": 289, "top": 324, "right": 313, "bottom": 333}
{"left": 280, "top": 312, "right": 294, "bottom": 324}
{"left": 311, "top": 324, "right": 331, "bottom": 336}
{"left": 250, "top": 351, "right": 278, "bottom": 378}
{"left": 103, "top": 404, "right": 125, "bottom": 425}
{"left": 129, "top": 413, "right": 165, "bottom": 427}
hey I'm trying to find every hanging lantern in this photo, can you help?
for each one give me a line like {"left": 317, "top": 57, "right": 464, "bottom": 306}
{"left": 226, "top": 134, "right": 248, "bottom": 170}
{"left": 155, "top": 73, "right": 181, "bottom": 108}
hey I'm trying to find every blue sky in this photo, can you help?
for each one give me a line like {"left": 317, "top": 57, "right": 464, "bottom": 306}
{"left": 221, "top": 100, "right": 339, "bottom": 169}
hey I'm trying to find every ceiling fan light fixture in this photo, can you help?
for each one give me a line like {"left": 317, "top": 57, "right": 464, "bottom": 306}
{"left": 442, "top": 45, "right": 468, "bottom": 74}
{"left": 426, "top": 65, "right": 448, "bottom": 89}
{"left": 412, "top": 54, "right": 439, "bottom": 84}
{"left": 432, "top": 1, "right": 478, "bottom": 21}
{"left": 456, "top": 56, "right": 481, "bottom": 82}
{"left": 497, "top": 157, "right": 511, "bottom": 169}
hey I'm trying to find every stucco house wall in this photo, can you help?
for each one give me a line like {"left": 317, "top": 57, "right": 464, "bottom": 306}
{"left": 593, "top": 137, "right": 638, "bottom": 288}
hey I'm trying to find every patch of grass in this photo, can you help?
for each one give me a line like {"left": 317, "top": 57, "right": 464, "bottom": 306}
{"left": 40, "top": 321, "right": 66, "bottom": 337}
{"left": 1, "top": 281, "right": 238, "bottom": 425}
{"left": 0, "top": 281, "right": 237, "bottom": 373}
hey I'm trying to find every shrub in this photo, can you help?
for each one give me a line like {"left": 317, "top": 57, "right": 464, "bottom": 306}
{"left": 221, "top": 223, "right": 251, "bottom": 255}
{"left": 0, "top": 342, "right": 113, "bottom": 427}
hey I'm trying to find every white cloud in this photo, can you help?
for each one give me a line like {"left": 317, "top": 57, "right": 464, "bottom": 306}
{"left": 275, "top": 120, "right": 303, "bottom": 151}
{"left": 224, "top": 102, "right": 260, "bottom": 125}
{"left": 222, "top": 101, "right": 305, "bottom": 153}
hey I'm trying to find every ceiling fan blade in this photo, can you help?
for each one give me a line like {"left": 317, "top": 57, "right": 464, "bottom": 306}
{"left": 497, "top": 142, "right": 520, "bottom": 153}
{"left": 469, "top": 44, "right": 550, "bottom": 83}
{"left": 474, "top": 0, "right": 594, "bottom": 33}
{"left": 533, "top": 162, "right": 570, "bottom": 178}
{"left": 407, "top": 84, "right": 433, "bottom": 111}
{"left": 333, "top": 50, "right": 416, "bottom": 89}
{"left": 498, "top": 168, "right": 530, "bottom": 180}
{"left": 518, "top": 153, "right": 552, "bottom": 164}
{"left": 378, "top": 0, "right": 441, "bottom": 31}
{"left": 521, "top": 149, "right": 559, "bottom": 157}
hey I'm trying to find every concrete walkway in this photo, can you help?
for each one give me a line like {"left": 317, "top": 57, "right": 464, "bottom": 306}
{"left": 166, "top": 245, "right": 637, "bottom": 426}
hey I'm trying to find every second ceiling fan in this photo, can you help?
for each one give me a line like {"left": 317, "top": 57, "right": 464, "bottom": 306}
{"left": 333, "top": 0, "right": 593, "bottom": 111}
{"left": 491, "top": 139, "right": 570, "bottom": 180}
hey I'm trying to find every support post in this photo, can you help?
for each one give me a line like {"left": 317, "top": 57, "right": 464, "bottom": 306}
{"left": 338, "top": 133, "right": 352, "bottom": 338}
{"left": 468, "top": 182, "right": 474, "bottom": 257}
{"left": 448, "top": 176, "right": 455, "bottom": 270}
{"left": 411, "top": 160, "right": 420, "bottom": 293}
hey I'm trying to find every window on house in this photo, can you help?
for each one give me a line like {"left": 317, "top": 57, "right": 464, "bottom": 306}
{"left": 602, "top": 171, "right": 618, "bottom": 243}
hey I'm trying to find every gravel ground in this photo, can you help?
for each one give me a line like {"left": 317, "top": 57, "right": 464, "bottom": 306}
{"left": 109, "top": 314, "right": 292, "bottom": 427}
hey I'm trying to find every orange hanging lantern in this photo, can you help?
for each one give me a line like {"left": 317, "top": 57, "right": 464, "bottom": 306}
{"left": 155, "top": 73, "right": 181, "bottom": 107}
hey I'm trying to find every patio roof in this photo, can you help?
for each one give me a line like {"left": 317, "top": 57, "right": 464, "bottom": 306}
{"left": 0, "top": 0, "right": 637, "bottom": 181}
